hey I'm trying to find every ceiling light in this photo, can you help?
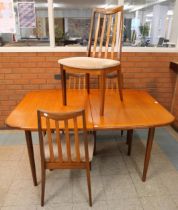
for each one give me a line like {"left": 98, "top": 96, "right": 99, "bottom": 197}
{"left": 124, "top": 3, "right": 134, "bottom": 10}
{"left": 146, "top": 13, "right": 153, "bottom": 17}
{"left": 167, "top": 10, "right": 173, "bottom": 16}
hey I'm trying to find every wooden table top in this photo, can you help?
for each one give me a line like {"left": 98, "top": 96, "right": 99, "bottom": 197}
{"left": 6, "top": 89, "right": 174, "bottom": 131}
{"left": 6, "top": 90, "right": 93, "bottom": 131}
{"left": 89, "top": 89, "right": 174, "bottom": 130}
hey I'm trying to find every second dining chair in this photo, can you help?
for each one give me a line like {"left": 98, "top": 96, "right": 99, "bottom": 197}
{"left": 58, "top": 6, "right": 124, "bottom": 116}
{"left": 37, "top": 108, "right": 94, "bottom": 206}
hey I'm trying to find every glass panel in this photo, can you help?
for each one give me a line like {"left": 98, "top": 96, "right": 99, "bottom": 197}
{"left": 124, "top": 0, "right": 176, "bottom": 47}
{"left": 0, "top": 0, "right": 49, "bottom": 47}
{"left": 54, "top": 0, "right": 107, "bottom": 46}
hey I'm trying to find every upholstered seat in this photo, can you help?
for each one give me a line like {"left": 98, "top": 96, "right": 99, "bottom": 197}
{"left": 58, "top": 57, "right": 120, "bottom": 70}
{"left": 44, "top": 133, "right": 94, "bottom": 162}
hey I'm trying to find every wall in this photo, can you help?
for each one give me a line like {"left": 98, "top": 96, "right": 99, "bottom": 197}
{"left": 0, "top": 52, "right": 178, "bottom": 128}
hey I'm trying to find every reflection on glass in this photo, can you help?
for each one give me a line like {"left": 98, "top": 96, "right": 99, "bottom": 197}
{"left": 54, "top": 0, "right": 110, "bottom": 46}
{"left": 0, "top": 0, "right": 49, "bottom": 47}
{"left": 124, "top": 0, "right": 176, "bottom": 47}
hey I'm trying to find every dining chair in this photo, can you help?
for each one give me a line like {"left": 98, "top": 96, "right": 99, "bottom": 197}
{"left": 37, "top": 108, "right": 93, "bottom": 206}
{"left": 58, "top": 6, "right": 124, "bottom": 116}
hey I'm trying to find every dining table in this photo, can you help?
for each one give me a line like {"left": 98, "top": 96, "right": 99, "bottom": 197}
{"left": 6, "top": 89, "right": 174, "bottom": 186}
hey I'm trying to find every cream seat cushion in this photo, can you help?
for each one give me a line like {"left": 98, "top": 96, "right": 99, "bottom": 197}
{"left": 58, "top": 57, "right": 120, "bottom": 70}
{"left": 44, "top": 133, "right": 94, "bottom": 162}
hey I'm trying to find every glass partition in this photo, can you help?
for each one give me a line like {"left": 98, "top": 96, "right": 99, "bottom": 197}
{"left": 0, "top": 0, "right": 49, "bottom": 47}
{"left": 123, "top": 0, "right": 176, "bottom": 47}
{"left": 53, "top": 0, "right": 105, "bottom": 46}
{"left": 0, "top": 0, "right": 177, "bottom": 49}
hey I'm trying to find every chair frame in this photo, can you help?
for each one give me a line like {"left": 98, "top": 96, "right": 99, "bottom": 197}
{"left": 37, "top": 109, "right": 92, "bottom": 206}
{"left": 60, "top": 6, "right": 124, "bottom": 116}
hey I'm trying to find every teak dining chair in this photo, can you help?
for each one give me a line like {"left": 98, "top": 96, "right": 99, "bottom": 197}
{"left": 37, "top": 108, "right": 93, "bottom": 206}
{"left": 58, "top": 6, "right": 124, "bottom": 116}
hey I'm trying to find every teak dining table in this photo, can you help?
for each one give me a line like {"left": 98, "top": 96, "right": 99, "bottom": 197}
{"left": 6, "top": 89, "right": 174, "bottom": 186}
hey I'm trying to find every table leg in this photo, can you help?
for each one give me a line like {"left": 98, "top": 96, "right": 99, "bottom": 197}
{"left": 93, "top": 130, "right": 97, "bottom": 155}
{"left": 25, "top": 131, "right": 37, "bottom": 186}
{"left": 60, "top": 65, "right": 67, "bottom": 105}
{"left": 127, "top": 129, "right": 133, "bottom": 156}
{"left": 142, "top": 127, "right": 155, "bottom": 182}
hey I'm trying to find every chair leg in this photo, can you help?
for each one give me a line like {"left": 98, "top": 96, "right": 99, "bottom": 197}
{"left": 93, "top": 130, "right": 97, "bottom": 155}
{"left": 117, "top": 69, "right": 123, "bottom": 101}
{"left": 89, "top": 162, "right": 92, "bottom": 171}
{"left": 86, "top": 73, "right": 90, "bottom": 94}
{"left": 41, "top": 167, "right": 46, "bottom": 206}
{"left": 100, "top": 73, "right": 106, "bottom": 116}
{"left": 60, "top": 65, "right": 67, "bottom": 105}
{"left": 86, "top": 163, "right": 92, "bottom": 207}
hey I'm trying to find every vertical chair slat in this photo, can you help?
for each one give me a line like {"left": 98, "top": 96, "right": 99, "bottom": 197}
{"left": 64, "top": 119, "right": 72, "bottom": 162}
{"left": 87, "top": 10, "right": 95, "bottom": 57}
{"left": 79, "top": 77, "right": 81, "bottom": 89}
{"left": 92, "top": 13, "right": 101, "bottom": 57}
{"left": 118, "top": 12, "right": 123, "bottom": 60}
{"left": 84, "top": 76, "right": 86, "bottom": 89}
{"left": 68, "top": 77, "right": 71, "bottom": 89}
{"left": 82, "top": 111, "right": 89, "bottom": 162}
{"left": 105, "top": 15, "right": 112, "bottom": 58}
{"left": 73, "top": 117, "right": 81, "bottom": 162}
{"left": 55, "top": 120, "right": 63, "bottom": 162}
{"left": 46, "top": 118, "right": 55, "bottom": 161}
{"left": 111, "top": 14, "right": 118, "bottom": 59}
{"left": 98, "top": 15, "right": 106, "bottom": 58}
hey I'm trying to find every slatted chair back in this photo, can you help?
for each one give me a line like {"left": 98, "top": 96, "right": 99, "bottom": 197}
{"left": 68, "top": 73, "right": 86, "bottom": 89}
{"left": 37, "top": 109, "right": 90, "bottom": 166}
{"left": 106, "top": 72, "right": 124, "bottom": 90}
{"left": 87, "top": 6, "right": 123, "bottom": 61}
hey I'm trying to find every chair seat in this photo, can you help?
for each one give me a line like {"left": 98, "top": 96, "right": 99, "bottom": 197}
{"left": 44, "top": 133, "right": 94, "bottom": 162}
{"left": 58, "top": 57, "right": 120, "bottom": 70}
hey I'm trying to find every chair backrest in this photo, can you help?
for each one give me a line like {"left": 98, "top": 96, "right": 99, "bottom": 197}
{"left": 68, "top": 73, "right": 86, "bottom": 89}
{"left": 87, "top": 6, "right": 123, "bottom": 60}
{"left": 37, "top": 109, "right": 89, "bottom": 166}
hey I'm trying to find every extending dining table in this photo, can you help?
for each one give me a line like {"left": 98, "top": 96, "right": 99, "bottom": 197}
{"left": 6, "top": 89, "right": 174, "bottom": 186}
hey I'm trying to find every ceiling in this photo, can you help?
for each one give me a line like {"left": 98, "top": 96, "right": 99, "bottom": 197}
{"left": 15, "top": 0, "right": 176, "bottom": 11}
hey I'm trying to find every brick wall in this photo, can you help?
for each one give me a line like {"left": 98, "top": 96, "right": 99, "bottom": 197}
{"left": 0, "top": 52, "right": 178, "bottom": 128}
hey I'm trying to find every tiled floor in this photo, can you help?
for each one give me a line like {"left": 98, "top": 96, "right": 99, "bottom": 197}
{"left": 0, "top": 127, "right": 178, "bottom": 210}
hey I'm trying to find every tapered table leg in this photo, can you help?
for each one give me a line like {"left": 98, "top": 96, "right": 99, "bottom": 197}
{"left": 25, "top": 131, "right": 37, "bottom": 186}
{"left": 142, "top": 127, "right": 155, "bottom": 182}
{"left": 60, "top": 65, "right": 67, "bottom": 105}
{"left": 127, "top": 129, "right": 133, "bottom": 156}
{"left": 93, "top": 130, "right": 97, "bottom": 155}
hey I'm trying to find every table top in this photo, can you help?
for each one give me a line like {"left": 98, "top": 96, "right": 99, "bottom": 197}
{"left": 90, "top": 89, "right": 174, "bottom": 130}
{"left": 6, "top": 90, "right": 93, "bottom": 131}
{"left": 6, "top": 89, "right": 174, "bottom": 131}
